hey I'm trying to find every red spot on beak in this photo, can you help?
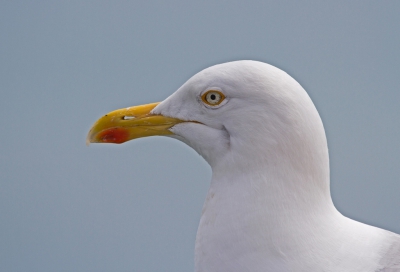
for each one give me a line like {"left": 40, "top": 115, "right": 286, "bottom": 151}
{"left": 97, "top": 128, "right": 129, "bottom": 144}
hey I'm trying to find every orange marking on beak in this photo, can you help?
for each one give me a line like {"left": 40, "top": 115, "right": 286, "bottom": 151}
{"left": 97, "top": 128, "right": 129, "bottom": 144}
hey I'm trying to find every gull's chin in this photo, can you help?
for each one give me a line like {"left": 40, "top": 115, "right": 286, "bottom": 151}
{"left": 169, "top": 122, "right": 231, "bottom": 165}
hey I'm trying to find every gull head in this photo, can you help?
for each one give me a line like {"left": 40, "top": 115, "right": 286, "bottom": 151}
{"left": 87, "top": 60, "right": 328, "bottom": 179}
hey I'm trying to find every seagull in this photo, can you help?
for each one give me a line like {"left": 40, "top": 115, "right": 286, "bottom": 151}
{"left": 87, "top": 61, "right": 400, "bottom": 272}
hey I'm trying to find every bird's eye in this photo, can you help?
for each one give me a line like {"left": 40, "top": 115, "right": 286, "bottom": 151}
{"left": 201, "top": 90, "right": 225, "bottom": 106}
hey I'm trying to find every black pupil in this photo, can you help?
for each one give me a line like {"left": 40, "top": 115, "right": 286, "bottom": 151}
{"left": 210, "top": 94, "right": 216, "bottom": 100}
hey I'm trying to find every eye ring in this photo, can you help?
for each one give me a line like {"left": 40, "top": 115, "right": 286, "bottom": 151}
{"left": 201, "top": 90, "right": 226, "bottom": 106}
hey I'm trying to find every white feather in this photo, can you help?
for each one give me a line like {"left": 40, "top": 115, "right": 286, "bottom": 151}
{"left": 152, "top": 61, "right": 400, "bottom": 272}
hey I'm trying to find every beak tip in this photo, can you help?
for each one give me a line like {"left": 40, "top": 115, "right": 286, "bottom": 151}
{"left": 86, "top": 132, "right": 93, "bottom": 146}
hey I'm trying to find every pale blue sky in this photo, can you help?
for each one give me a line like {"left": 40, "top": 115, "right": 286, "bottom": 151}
{"left": 1, "top": 1, "right": 399, "bottom": 271}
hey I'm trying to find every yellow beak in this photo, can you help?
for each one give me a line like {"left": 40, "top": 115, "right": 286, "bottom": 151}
{"left": 86, "top": 102, "right": 185, "bottom": 145}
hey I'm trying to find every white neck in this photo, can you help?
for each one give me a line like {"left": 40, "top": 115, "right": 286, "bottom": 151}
{"left": 194, "top": 126, "right": 386, "bottom": 272}
{"left": 194, "top": 122, "right": 337, "bottom": 269}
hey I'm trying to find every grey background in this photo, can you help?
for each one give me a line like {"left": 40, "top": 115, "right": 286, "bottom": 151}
{"left": 1, "top": 1, "right": 399, "bottom": 271}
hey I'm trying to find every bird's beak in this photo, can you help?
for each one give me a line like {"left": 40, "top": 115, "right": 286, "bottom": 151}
{"left": 86, "top": 102, "right": 185, "bottom": 145}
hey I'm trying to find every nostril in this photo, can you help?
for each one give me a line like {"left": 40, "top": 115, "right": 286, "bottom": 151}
{"left": 123, "top": 116, "right": 136, "bottom": 120}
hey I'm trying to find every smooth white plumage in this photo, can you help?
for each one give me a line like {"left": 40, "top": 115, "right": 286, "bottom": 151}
{"left": 150, "top": 61, "right": 400, "bottom": 271}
